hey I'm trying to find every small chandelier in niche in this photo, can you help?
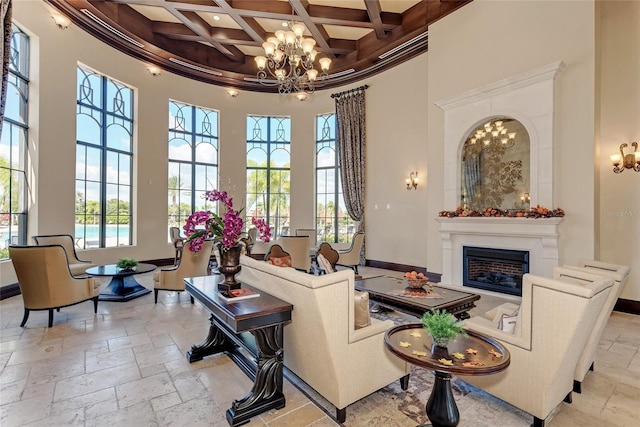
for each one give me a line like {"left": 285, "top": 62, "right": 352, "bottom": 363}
{"left": 254, "top": 19, "right": 331, "bottom": 95}
{"left": 469, "top": 119, "right": 517, "bottom": 151}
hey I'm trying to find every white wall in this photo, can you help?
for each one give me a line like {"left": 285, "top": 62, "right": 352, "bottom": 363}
{"left": 2, "top": 0, "right": 638, "bottom": 303}
{"left": 597, "top": 0, "right": 640, "bottom": 301}
{"left": 426, "top": 0, "right": 598, "bottom": 276}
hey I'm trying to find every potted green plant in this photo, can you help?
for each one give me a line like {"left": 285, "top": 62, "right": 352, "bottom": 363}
{"left": 421, "top": 309, "right": 467, "bottom": 347}
{"left": 116, "top": 258, "right": 139, "bottom": 271}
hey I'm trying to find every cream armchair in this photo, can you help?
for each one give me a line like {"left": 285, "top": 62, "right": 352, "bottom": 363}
{"left": 334, "top": 231, "right": 364, "bottom": 274}
{"left": 277, "top": 236, "right": 311, "bottom": 272}
{"left": 153, "top": 239, "right": 213, "bottom": 304}
{"left": 9, "top": 245, "right": 101, "bottom": 328}
{"left": 459, "top": 272, "right": 613, "bottom": 427}
{"left": 559, "top": 259, "right": 630, "bottom": 392}
{"left": 32, "top": 233, "right": 96, "bottom": 276}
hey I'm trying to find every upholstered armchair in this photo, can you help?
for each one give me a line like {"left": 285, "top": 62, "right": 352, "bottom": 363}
{"left": 314, "top": 242, "right": 339, "bottom": 274}
{"left": 559, "top": 259, "right": 630, "bottom": 392}
{"left": 32, "top": 233, "right": 96, "bottom": 276}
{"left": 169, "top": 227, "right": 186, "bottom": 265}
{"left": 458, "top": 272, "right": 613, "bottom": 427}
{"left": 153, "top": 239, "right": 213, "bottom": 304}
{"left": 277, "top": 236, "right": 312, "bottom": 272}
{"left": 334, "top": 231, "right": 364, "bottom": 274}
{"left": 295, "top": 228, "right": 317, "bottom": 253}
{"left": 9, "top": 245, "right": 101, "bottom": 328}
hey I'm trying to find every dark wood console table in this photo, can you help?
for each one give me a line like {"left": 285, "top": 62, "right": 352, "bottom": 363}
{"left": 184, "top": 275, "right": 293, "bottom": 426}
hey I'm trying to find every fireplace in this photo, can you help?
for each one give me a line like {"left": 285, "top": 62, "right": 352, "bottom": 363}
{"left": 435, "top": 62, "right": 565, "bottom": 289}
{"left": 462, "top": 246, "right": 529, "bottom": 296}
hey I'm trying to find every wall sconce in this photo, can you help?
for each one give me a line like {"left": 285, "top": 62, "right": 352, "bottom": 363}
{"left": 226, "top": 89, "right": 239, "bottom": 98}
{"left": 147, "top": 66, "right": 162, "bottom": 76}
{"left": 610, "top": 142, "right": 640, "bottom": 173}
{"left": 405, "top": 171, "right": 419, "bottom": 190}
{"left": 294, "top": 92, "right": 308, "bottom": 101}
{"left": 51, "top": 13, "right": 71, "bottom": 30}
{"left": 520, "top": 192, "right": 530, "bottom": 204}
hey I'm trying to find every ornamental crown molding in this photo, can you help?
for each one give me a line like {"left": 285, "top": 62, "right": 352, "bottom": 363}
{"left": 434, "top": 60, "right": 566, "bottom": 111}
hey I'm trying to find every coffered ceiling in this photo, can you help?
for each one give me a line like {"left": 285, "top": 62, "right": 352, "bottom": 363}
{"left": 46, "top": 0, "right": 472, "bottom": 92}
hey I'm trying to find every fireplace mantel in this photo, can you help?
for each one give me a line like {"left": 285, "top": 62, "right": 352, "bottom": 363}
{"left": 436, "top": 217, "right": 563, "bottom": 288}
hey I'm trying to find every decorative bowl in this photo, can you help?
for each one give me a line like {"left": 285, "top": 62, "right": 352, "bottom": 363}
{"left": 405, "top": 278, "right": 428, "bottom": 288}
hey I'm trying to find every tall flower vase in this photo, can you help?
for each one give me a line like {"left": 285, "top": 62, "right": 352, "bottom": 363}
{"left": 217, "top": 243, "right": 242, "bottom": 291}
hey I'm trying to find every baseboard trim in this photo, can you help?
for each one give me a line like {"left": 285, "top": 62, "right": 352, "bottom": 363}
{"left": 0, "top": 283, "right": 20, "bottom": 300}
{"left": 365, "top": 259, "right": 442, "bottom": 283}
{"left": 1, "top": 258, "right": 176, "bottom": 301}
{"left": 614, "top": 298, "right": 640, "bottom": 315}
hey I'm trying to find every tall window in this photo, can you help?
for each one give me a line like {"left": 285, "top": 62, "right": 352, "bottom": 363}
{"left": 246, "top": 116, "right": 290, "bottom": 237}
{"left": 168, "top": 100, "right": 219, "bottom": 228}
{"left": 75, "top": 65, "right": 133, "bottom": 248}
{"left": 315, "top": 113, "right": 354, "bottom": 243}
{"left": 0, "top": 25, "right": 29, "bottom": 259}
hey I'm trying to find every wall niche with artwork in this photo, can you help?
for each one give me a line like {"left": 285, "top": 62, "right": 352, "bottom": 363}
{"left": 460, "top": 117, "right": 530, "bottom": 211}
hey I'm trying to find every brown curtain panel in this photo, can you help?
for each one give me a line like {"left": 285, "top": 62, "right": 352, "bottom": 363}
{"left": 333, "top": 85, "right": 368, "bottom": 265}
{"left": 0, "top": 0, "right": 11, "bottom": 139}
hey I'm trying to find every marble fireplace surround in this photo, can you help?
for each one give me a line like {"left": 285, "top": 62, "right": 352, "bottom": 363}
{"left": 435, "top": 61, "right": 565, "bottom": 290}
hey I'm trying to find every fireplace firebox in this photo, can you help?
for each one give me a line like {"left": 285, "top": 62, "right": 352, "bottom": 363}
{"left": 462, "top": 246, "right": 529, "bottom": 296}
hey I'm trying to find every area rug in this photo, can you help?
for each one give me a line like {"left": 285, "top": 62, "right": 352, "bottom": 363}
{"left": 284, "top": 309, "right": 535, "bottom": 427}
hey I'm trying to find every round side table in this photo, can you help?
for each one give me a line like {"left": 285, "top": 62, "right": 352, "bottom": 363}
{"left": 385, "top": 323, "right": 510, "bottom": 427}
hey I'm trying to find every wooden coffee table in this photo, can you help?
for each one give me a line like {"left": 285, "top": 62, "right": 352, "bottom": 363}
{"left": 385, "top": 324, "right": 510, "bottom": 427}
{"left": 355, "top": 275, "right": 480, "bottom": 319}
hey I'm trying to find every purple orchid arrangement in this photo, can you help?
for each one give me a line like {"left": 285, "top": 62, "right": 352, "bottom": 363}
{"left": 251, "top": 217, "right": 272, "bottom": 242}
{"left": 183, "top": 189, "right": 271, "bottom": 252}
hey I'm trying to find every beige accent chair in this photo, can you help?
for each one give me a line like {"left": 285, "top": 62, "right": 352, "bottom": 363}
{"left": 295, "top": 228, "right": 317, "bottom": 253}
{"left": 247, "top": 227, "right": 259, "bottom": 243}
{"left": 169, "top": 227, "right": 186, "bottom": 265}
{"left": 264, "top": 243, "right": 290, "bottom": 261}
{"left": 32, "top": 233, "right": 96, "bottom": 276}
{"left": 559, "top": 259, "right": 630, "bottom": 392}
{"left": 237, "top": 255, "right": 409, "bottom": 423}
{"left": 314, "top": 242, "right": 339, "bottom": 274}
{"left": 459, "top": 272, "right": 613, "bottom": 427}
{"left": 277, "top": 235, "right": 312, "bottom": 272}
{"left": 153, "top": 239, "right": 213, "bottom": 304}
{"left": 334, "top": 231, "right": 364, "bottom": 274}
{"left": 9, "top": 245, "right": 101, "bottom": 328}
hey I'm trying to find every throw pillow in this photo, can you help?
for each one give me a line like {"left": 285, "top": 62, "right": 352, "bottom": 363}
{"left": 354, "top": 290, "right": 371, "bottom": 329}
{"left": 317, "top": 253, "right": 335, "bottom": 274}
{"left": 497, "top": 308, "right": 519, "bottom": 333}
{"left": 267, "top": 255, "right": 292, "bottom": 268}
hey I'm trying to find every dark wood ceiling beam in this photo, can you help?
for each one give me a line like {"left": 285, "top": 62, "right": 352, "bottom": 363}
{"left": 289, "top": 0, "right": 334, "bottom": 58}
{"left": 214, "top": 0, "right": 268, "bottom": 42}
{"left": 364, "top": 0, "right": 385, "bottom": 39}
{"left": 152, "top": 22, "right": 258, "bottom": 46}
{"left": 110, "top": 0, "right": 224, "bottom": 13}
{"left": 170, "top": 9, "right": 244, "bottom": 60}
{"left": 306, "top": 4, "right": 400, "bottom": 29}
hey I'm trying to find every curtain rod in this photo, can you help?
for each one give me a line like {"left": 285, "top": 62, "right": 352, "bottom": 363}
{"left": 330, "top": 84, "right": 369, "bottom": 99}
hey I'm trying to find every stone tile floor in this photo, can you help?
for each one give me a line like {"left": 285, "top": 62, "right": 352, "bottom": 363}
{"left": 0, "top": 266, "right": 638, "bottom": 426}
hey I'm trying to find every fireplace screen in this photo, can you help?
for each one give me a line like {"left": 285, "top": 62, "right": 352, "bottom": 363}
{"left": 462, "top": 246, "right": 529, "bottom": 296}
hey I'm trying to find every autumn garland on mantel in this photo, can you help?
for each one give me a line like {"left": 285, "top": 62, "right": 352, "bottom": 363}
{"left": 438, "top": 205, "right": 565, "bottom": 219}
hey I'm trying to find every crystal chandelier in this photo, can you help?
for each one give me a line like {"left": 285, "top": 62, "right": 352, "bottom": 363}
{"left": 254, "top": 20, "right": 331, "bottom": 95}
{"left": 469, "top": 119, "right": 517, "bottom": 151}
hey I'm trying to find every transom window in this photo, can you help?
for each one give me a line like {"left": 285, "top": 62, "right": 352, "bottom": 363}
{"left": 246, "top": 116, "right": 290, "bottom": 237}
{"left": 168, "top": 100, "right": 219, "bottom": 232}
{"left": 0, "top": 25, "right": 29, "bottom": 259}
{"left": 315, "top": 113, "right": 354, "bottom": 243}
{"left": 75, "top": 65, "right": 134, "bottom": 248}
